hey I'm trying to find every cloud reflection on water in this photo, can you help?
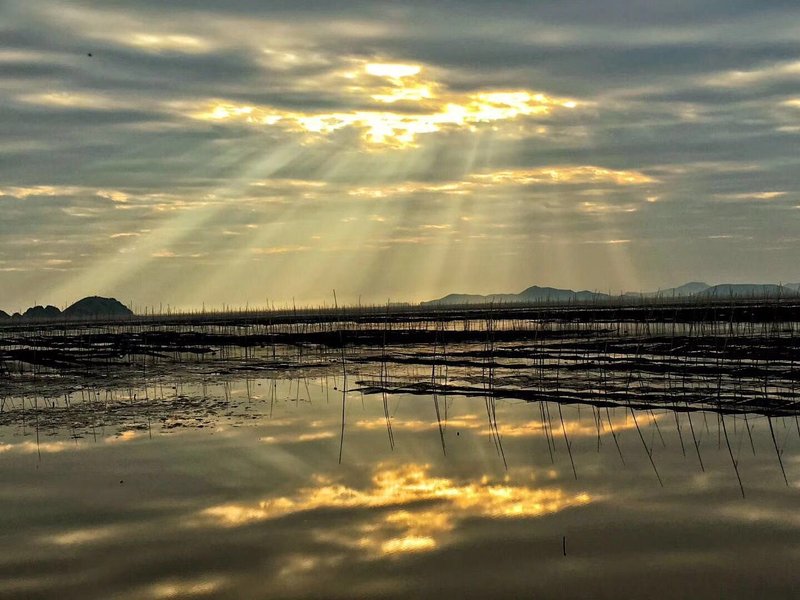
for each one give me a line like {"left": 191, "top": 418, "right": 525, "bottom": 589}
{"left": 0, "top": 376, "right": 798, "bottom": 598}
{"left": 194, "top": 462, "right": 592, "bottom": 557}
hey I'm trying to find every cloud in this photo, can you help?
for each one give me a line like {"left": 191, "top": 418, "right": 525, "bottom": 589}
{"left": 344, "top": 166, "right": 655, "bottom": 202}
{"left": 1, "top": 0, "right": 799, "bottom": 308}
{"left": 251, "top": 245, "right": 311, "bottom": 256}
{"left": 184, "top": 60, "right": 578, "bottom": 148}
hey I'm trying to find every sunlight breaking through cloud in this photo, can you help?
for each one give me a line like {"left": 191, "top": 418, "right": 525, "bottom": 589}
{"left": 4, "top": 1, "right": 800, "bottom": 309}
{"left": 0, "top": 186, "right": 126, "bottom": 200}
{"left": 185, "top": 61, "right": 578, "bottom": 148}
{"left": 346, "top": 166, "right": 655, "bottom": 199}
{"left": 471, "top": 166, "right": 656, "bottom": 186}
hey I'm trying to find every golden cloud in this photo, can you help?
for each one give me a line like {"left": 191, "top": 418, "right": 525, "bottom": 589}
{"left": 18, "top": 91, "right": 123, "bottom": 110}
{"left": 713, "top": 191, "right": 787, "bottom": 201}
{"left": 128, "top": 33, "right": 211, "bottom": 53}
{"left": 345, "top": 165, "right": 655, "bottom": 200}
{"left": 471, "top": 166, "right": 655, "bottom": 186}
{"left": 250, "top": 245, "right": 311, "bottom": 256}
{"left": 0, "top": 185, "right": 132, "bottom": 202}
{"left": 183, "top": 61, "right": 578, "bottom": 148}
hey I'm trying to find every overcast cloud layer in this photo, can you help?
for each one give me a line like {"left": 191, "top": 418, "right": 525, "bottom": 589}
{"left": 1, "top": 1, "right": 799, "bottom": 311}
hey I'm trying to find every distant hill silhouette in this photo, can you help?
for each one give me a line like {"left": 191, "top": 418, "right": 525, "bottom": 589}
{"left": 623, "top": 282, "right": 711, "bottom": 298}
{"left": 696, "top": 284, "right": 798, "bottom": 299}
{"left": 424, "top": 281, "right": 799, "bottom": 306}
{"left": 423, "top": 286, "right": 610, "bottom": 306}
{"left": 0, "top": 296, "right": 133, "bottom": 322}
{"left": 519, "top": 285, "right": 609, "bottom": 302}
{"left": 63, "top": 296, "right": 133, "bottom": 319}
{"left": 22, "top": 305, "right": 62, "bottom": 320}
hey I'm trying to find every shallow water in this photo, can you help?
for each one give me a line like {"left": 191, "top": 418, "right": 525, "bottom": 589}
{"left": 1, "top": 377, "right": 799, "bottom": 599}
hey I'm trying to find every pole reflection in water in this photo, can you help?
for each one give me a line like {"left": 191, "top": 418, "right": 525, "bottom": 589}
{"left": 0, "top": 375, "right": 798, "bottom": 599}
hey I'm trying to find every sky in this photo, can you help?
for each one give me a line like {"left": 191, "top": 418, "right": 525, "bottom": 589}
{"left": 1, "top": 1, "right": 799, "bottom": 312}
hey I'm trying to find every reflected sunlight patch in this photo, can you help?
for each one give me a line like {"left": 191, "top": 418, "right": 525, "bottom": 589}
{"left": 183, "top": 60, "right": 579, "bottom": 148}
{"left": 259, "top": 431, "right": 335, "bottom": 444}
{"left": 482, "top": 412, "right": 660, "bottom": 439}
{"left": 355, "top": 415, "right": 482, "bottom": 433}
{"left": 43, "top": 525, "right": 124, "bottom": 547}
{"left": 1, "top": 429, "right": 160, "bottom": 456}
{"left": 356, "top": 410, "right": 653, "bottom": 440}
{"left": 105, "top": 430, "right": 147, "bottom": 443}
{"left": 0, "top": 440, "right": 78, "bottom": 455}
{"left": 149, "top": 577, "right": 227, "bottom": 599}
{"left": 192, "top": 463, "right": 592, "bottom": 557}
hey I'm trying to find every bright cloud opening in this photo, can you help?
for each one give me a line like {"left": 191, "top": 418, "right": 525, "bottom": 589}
{"left": 185, "top": 60, "right": 579, "bottom": 148}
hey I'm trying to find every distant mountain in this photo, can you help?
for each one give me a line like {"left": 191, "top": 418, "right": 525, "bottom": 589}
{"left": 22, "top": 305, "right": 62, "bottom": 320}
{"left": 0, "top": 296, "right": 133, "bottom": 323}
{"left": 423, "top": 286, "right": 610, "bottom": 306}
{"left": 424, "top": 281, "right": 799, "bottom": 306}
{"left": 624, "top": 282, "right": 711, "bottom": 298}
{"left": 63, "top": 296, "right": 133, "bottom": 319}
{"left": 424, "top": 293, "right": 500, "bottom": 305}
{"left": 518, "top": 285, "right": 609, "bottom": 302}
{"left": 665, "top": 282, "right": 712, "bottom": 296}
{"left": 696, "top": 284, "right": 799, "bottom": 299}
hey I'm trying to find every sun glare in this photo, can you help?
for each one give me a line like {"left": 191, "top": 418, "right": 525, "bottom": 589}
{"left": 186, "top": 60, "right": 578, "bottom": 148}
{"left": 365, "top": 63, "right": 422, "bottom": 79}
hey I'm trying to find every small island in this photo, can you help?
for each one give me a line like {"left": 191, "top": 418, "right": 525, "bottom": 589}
{"left": 0, "top": 296, "right": 133, "bottom": 322}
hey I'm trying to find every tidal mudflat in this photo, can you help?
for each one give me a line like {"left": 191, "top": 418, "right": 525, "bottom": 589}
{"left": 1, "top": 302, "right": 799, "bottom": 598}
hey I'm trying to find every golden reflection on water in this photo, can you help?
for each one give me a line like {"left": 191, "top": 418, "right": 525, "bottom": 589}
{"left": 195, "top": 463, "right": 592, "bottom": 556}
{"left": 1, "top": 379, "right": 799, "bottom": 599}
{"left": 148, "top": 577, "right": 227, "bottom": 599}
{"left": 0, "top": 440, "right": 76, "bottom": 454}
{"left": 352, "top": 410, "right": 650, "bottom": 438}
{"left": 0, "top": 430, "right": 147, "bottom": 455}
{"left": 354, "top": 414, "right": 482, "bottom": 433}
{"left": 44, "top": 525, "right": 125, "bottom": 547}
{"left": 260, "top": 431, "right": 336, "bottom": 444}
{"left": 488, "top": 413, "right": 660, "bottom": 438}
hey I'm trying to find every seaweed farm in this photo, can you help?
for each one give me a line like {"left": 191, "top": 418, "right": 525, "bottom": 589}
{"left": 1, "top": 300, "right": 799, "bottom": 598}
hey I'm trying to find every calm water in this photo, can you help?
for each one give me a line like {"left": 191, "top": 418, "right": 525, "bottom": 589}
{"left": 1, "top": 377, "right": 798, "bottom": 599}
